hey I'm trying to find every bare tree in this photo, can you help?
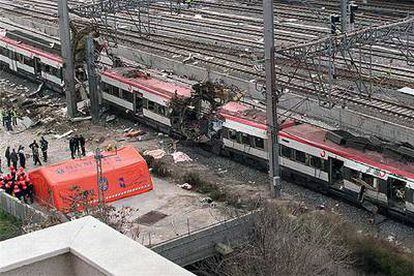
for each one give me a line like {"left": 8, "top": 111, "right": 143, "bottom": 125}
{"left": 196, "top": 201, "right": 355, "bottom": 276}
{"left": 23, "top": 185, "right": 140, "bottom": 240}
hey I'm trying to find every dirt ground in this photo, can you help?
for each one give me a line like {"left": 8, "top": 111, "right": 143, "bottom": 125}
{"left": 0, "top": 71, "right": 237, "bottom": 246}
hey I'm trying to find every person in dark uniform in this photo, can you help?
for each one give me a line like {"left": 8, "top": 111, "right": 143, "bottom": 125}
{"left": 10, "top": 149, "right": 18, "bottom": 169}
{"left": 74, "top": 135, "right": 80, "bottom": 158}
{"left": 18, "top": 146, "right": 26, "bottom": 169}
{"left": 29, "top": 140, "right": 42, "bottom": 166}
{"left": 79, "top": 135, "right": 86, "bottom": 157}
{"left": 69, "top": 136, "right": 76, "bottom": 159}
{"left": 5, "top": 146, "right": 11, "bottom": 167}
{"left": 40, "top": 136, "right": 49, "bottom": 162}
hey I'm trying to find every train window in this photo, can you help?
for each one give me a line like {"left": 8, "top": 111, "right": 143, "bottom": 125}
{"left": 229, "top": 129, "right": 237, "bottom": 141}
{"left": 15, "top": 53, "right": 23, "bottom": 63}
{"left": 102, "top": 82, "right": 111, "bottom": 93}
{"left": 281, "top": 145, "right": 293, "bottom": 159}
{"left": 254, "top": 137, "right": 265, "bottom": 149}
{"left": 52, "top": 67, "right": 62, "bottom": 79}
{"left": 109, "top": 86, "right": 120, "bottom": 97}
{"left": 406, "top": 189, "right": 414, "bottom": 204}
{"left": 295, "top": 150, "right": 306, "bottom": 163}
{"left": 142, "top": 99, "right": 148, "bottom": 109}
{"left": 42, "top": 64, "right": 60, "bottom": 78}
{"left": 158, "top": 105, "right": 167, "bottom": 116}
{"left": 322, "top": 160, "right": 329, "bottom": 172}
{"left": 147, "top": 100, "right": 155, "bottom": 111}
{"left": 16, "top": 54, "right": 34, "bottom": 67}
{"left": 310, "top": 156, "right": 322, "bottom": 169}
{"left": 241, "top": 133, "right": 251, "bottom": 146}
{"left": 0, "top": 46, "right": 9, "bottom": 56}
{"left": 222, "top": 128, "right": 229, "bottom": 139}
{"left": 121, "top": 89, "right": 134, "bottom": 102}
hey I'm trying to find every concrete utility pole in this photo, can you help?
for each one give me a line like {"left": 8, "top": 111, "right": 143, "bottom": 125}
{"left": 341, "top": 0, "right": 349, "bottom": 33}
{"left": 263, "top": 0, "right": 281, "bottom": 198}
{"left": 86, "top": 35, "right": 100, "bottom": 122}
{"left": 58, "top": 0, "right": 77, "bottom": 118}
{"left": 95, "top": 148, "right": 107, "bottom": 206}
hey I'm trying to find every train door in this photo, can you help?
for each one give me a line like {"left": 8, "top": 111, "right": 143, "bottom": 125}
{"left": 9, "top": 51, "right": 17, "bottom": 72}
{"left": 33, "top": 57, "right": 42, "bottom": 78}
{"left": 134, "top": 91, "right": 143, "bottom": 115}
{"left": 387, "top": 177, "right": 407, "bottom": 211}
{"left": 329, "top": 157, "right": 344, "bottom": 185}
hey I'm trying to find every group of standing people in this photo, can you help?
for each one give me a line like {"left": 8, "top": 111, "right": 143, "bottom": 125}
{"left": 1, "top": 108, "right": 18, "bottom": 131}
{"left": 3, "top": 137, "right": 49, "bottom": 172}
{"left": 0, "top": 167, "right": 34, "bottom": 204}
{"left": 69, "top": 135, "right": 86, "bottom": 159}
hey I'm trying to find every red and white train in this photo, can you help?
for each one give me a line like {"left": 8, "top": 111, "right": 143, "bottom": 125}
{"left": 218, "top": 101, "right": 414, "bottom": 221}
{"left": 0, "top": 28, "right": 63, "bottom": 90}
{"left": 0, "top": 26, "right": 413, "bottom": 223}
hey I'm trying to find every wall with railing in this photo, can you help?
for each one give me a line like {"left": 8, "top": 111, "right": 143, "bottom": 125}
{"left": 0, "top": 190, "right": 46, "bottom": 222}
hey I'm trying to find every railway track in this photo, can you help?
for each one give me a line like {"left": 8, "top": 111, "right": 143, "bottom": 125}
{"left": 0, "top": 0, "right": 413, "bottom": 127}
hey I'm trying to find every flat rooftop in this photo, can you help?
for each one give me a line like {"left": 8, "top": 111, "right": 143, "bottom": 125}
{"left": 0, "top": 216, "right": 194, "bottom": 276}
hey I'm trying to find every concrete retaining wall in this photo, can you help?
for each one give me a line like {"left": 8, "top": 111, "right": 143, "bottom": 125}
{"left": 279, "top": 93, "right": 414, "bottom": 145}
{"left": 151, "top": 212, "right": 256, "bottom": 267}
{"left": 0, "top": 190, "right": 46, "bottom": 222}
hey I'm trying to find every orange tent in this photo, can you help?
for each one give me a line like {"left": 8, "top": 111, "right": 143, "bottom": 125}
{"left": 29, "top": 146, "right": 153, "bottom": 212}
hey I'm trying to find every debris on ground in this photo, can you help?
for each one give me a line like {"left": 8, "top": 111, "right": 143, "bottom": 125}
{"left": 70, "top": 116, "right": 92, "bottom": 122}
{"left": 19, "top": 116, "right": 34, "bottom": 129}
{"left": 54, "top": 130, "right": 74, "bottom": 139}
{"left": 201, "top": 197, "right": 213, "bottom": 204}
{"left": 144, "top": 149, "right": 166, "bottom": 159}
{"left": 171, "top": 151, "right": 193, "bottom": 163}
{"left": 316, "top": 204, "right": 326, "bottom": 210}
{"left": 124, "top": 129, "right": 146, "bottom": 138}
{"left": 177, "top": 183, "right": 192, "bottom": 190}
{"left": 106, "top": 115, "right": 116, "bottom": 122}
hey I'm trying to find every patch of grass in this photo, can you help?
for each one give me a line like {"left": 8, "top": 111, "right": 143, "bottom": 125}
{"left": 302, "top": 210, "right": 414, "bottom": 276}
{"left": 0, "top": 210, "right": 21, "bottom": 241}
{"left": 180, "top": 171, "right": 227, "bottom": 202}
{"left": 345, "top": 233, "right": 414, "bottom": 276}
{"left": 150, "top": 156, "right": 173, "bottom": 177}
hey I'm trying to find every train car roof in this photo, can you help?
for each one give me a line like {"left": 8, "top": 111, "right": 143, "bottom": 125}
{"left": 102, "top": 68, "right": 192, "bottom": 99}
{"left": 280, "top": 124, "right": 414, "bottom": 180}
{"left": 6, "top": 30, "right": 61, "bottom": 55}
{"left": 0, "top": 29, "right": 62, "bottom": 63}
{"left": 218, "top": 102, "right": 296, "bottom": 130}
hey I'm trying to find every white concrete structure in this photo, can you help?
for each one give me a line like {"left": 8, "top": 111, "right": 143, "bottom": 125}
{"left": 0, "top": 216, "right": 194, "bottom": 276}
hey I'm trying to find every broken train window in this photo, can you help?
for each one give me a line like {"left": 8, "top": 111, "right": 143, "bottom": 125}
{"left": 254, "top": 137, "right": 265, "bottom": 149}
{"left": 295, "top": 150, "right": 306, "bottom": 164}
{"left": 121, "top": 89, "right": 134, "bottom": 103}
{"left": 228, "top": 129, "right": 238, "bottom": 141}
{"left": 241, "top": 133, "right": 251, "bottom": 146}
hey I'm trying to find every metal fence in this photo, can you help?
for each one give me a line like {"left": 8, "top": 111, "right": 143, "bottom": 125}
{"left": 151, "top": 212, "right": 257, "bottom": 266}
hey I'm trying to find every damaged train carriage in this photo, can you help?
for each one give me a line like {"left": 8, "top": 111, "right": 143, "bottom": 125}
{"left": 218, "top": 103, "right": 414, "bottom": 222}
{"left": 99, "top": 67, "right": 414, "bottom": 223}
